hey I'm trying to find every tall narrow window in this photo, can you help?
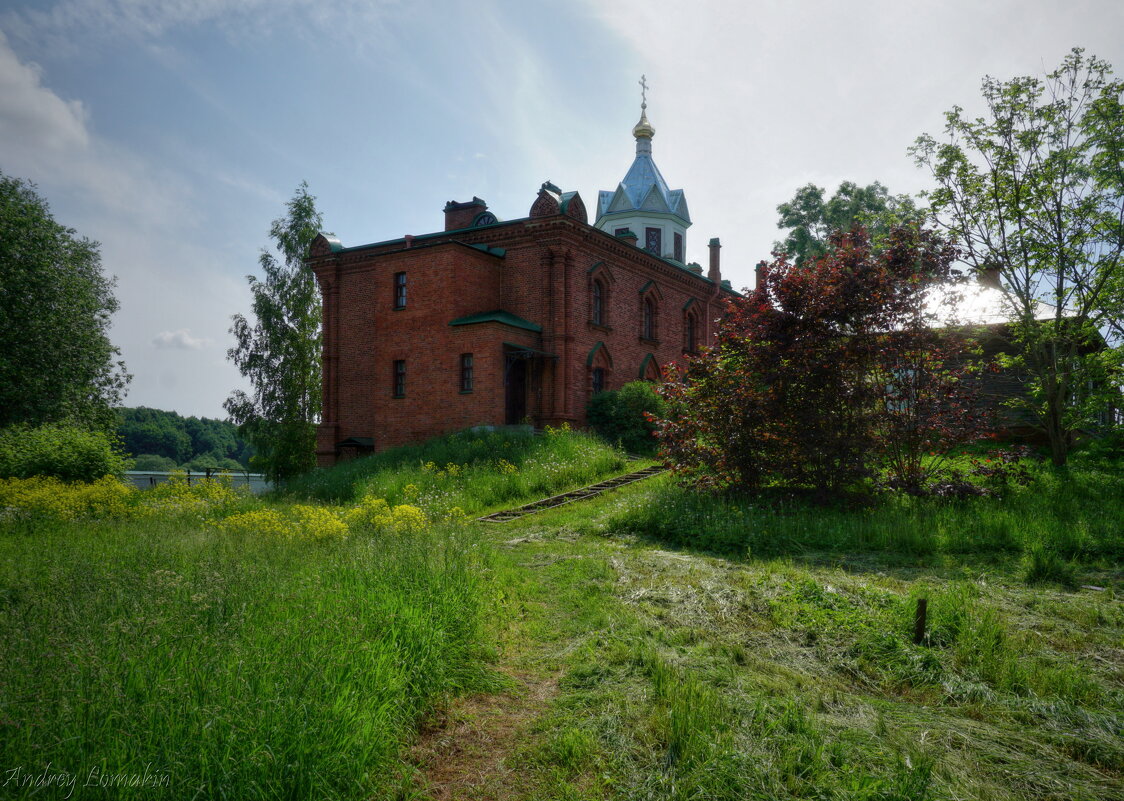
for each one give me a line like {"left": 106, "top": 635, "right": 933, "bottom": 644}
{"left": 642, "top": 297, "right": 656, "bottom": 340}
{"left": 394, "top": 272, "right": 407, "bottom": 308}
{"left": 393, "top": 360, "right": 406, "bottom": 397}
{"left": 645, "top": 227, "right": 662, "bottom": 256}
{"left": 592, "top": 367, "right": 605, "bottom": 395}
{"left": 592, "top": 280, "right": 604, "bottom": 325}
{"left": 460, "top": 353, "right": 474, "bottom": 392}
{"left": 673, "top": 232, "right": 684, "bottom": 262}
{"left": 685, "top": 313, "right": 697, "bottom": 352}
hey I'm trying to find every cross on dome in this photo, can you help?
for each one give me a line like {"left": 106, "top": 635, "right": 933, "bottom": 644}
{"left": 633, "top": 74, "right": 655, "bottom": 140}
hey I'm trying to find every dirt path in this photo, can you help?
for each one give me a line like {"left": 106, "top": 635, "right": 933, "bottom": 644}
{"left": 410, "top": 672, "right": 558, "bottom": 800}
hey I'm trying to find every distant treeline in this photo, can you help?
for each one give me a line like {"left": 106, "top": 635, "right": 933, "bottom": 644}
{"left": 117, "top": 407, "right": 254, "bottom": 471}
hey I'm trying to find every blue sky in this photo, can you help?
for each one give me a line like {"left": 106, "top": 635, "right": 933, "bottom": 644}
{"left": 2, "top": 0, "right": 1122, "bottom": 417}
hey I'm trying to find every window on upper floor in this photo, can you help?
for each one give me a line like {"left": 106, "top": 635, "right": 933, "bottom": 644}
{"left": 460, "top": 353, "right": 474, "bottom": 392}
{"left": 645, "top": 227, "right": 662, "bottom": 256}
{"left": 674, "top": 232, "right": 684, "bottom": 262}
{"left": 393, "top": 359, "right": 406, "bottom": 397}
{"left": 684, "top": 312, "right": 698, "bottom": 353}
{"left": 592, "top": 279, "right": 605, "bottom": 326}
{"left": 394, "top": 272, "right": 407, "bottom": 309}
{"left": 642, "top": 297, "right": 657, "bottom": 341}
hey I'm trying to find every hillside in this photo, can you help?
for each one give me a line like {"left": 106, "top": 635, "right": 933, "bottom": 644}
{"left": 116, "top": 406, "right": 253, "bottom": 471}
{"left": 0, "top": 430, "right": 1121, "bottom": 799}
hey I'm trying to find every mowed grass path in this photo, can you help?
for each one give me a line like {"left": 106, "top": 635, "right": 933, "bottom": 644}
{"left": 413, "top": 457, "right": 1124, "bottom": 801}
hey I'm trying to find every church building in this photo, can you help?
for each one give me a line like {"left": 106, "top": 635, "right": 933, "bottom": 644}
{"left": 308, "top": 94, "right": 736, "bottom": 464}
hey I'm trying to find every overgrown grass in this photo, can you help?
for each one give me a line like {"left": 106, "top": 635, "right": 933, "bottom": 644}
{"left": 0, "top": 515, "right": 501, "bottom": 798}
{"left": 282, "top": 427, "right": 628, "bottom": 514}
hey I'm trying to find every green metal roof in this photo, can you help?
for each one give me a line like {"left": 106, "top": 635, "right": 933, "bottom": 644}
{"left": 449, "top": 310, "right": 542, "bottom": 332}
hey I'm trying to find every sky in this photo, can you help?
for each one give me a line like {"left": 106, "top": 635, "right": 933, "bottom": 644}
{"left": 2, "top": 0, "right": 1122, "bottom": 418}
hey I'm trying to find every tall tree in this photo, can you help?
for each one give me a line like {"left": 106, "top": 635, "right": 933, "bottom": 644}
{"left": 774, "top": 180, "right": 920, "bottom": 265}
{"left": 225, "top": 183, "right": 324, "bottom": 482}
{"left": 911, "top": 48, "right": 1124, "bottom": 464}
{"left": 0, "top": 172, "right": 129, "bottom": 431}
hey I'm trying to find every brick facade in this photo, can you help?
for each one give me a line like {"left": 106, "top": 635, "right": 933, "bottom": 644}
{"left": 308, "top": 186, "right": 736, "bottom": 465}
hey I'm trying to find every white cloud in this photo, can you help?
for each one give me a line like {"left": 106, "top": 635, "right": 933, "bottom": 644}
{"left": 0, "top": 33, "right": 250, "bottom": 416}
{"left": 0, "top": 30, "right": 88, "bottom": 159}
{"left": 153, "top": 329, "right": 212, "bottom": 350}
{"left": 581, "top": 0, "right": 1124, "bottom": 290}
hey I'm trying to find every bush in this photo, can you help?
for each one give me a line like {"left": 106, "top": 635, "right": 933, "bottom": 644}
{"left": 131, "top": 453, "right": 178, "bottom": 471}
{"left": 0, "top": 475, "right": 135, "bottom": 521}
{"left": 180, "top": 451, "right": 245, "bottom": 472}
{"left": 586, "top": 380, "right": 665, "bottom": 455}
{"left": 0, "top": 422, "right": 129, "bottom": 481}
{"left": 657, "top": 226, "right": 985, "bottom": 497}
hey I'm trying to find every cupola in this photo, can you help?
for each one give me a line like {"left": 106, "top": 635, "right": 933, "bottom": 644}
{"left": 595, "top": 76, "right": 691, "bottom": 264}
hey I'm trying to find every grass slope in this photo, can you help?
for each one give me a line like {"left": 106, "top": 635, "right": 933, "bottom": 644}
{"left": 282, "top": 428, "right": 628, "bottom": 515}
{"left": 2, "top": 433, "right": 1121, "bottom": 799}
{"left": 411, "top": 451, "right": 1124, "bottom": 801}
{"left": 0, "top": 429, "right": 629, "bottom": 799}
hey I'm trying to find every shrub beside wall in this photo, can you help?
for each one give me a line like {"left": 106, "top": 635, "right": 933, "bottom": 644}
{"left": 587, "top": 381, "right": 666, "bottom": 455}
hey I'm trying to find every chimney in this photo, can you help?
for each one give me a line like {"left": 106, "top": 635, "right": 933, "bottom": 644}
{"left": 978, "top": 262, "right": 1001, "bottom": 289}
{"left": 616, "top": 228, "right": 639, "bottom": 247}
{"left": 755, "top": 260, "right": 766, "bottom": 290}
{"left": 708, "top": 238, "right": 722, "bottom": 283}
{"left": 443, "top": 197, "right": 488, "bottom": 231}
{"left": 404, "top": 235, "right": 415, "bottom": 248}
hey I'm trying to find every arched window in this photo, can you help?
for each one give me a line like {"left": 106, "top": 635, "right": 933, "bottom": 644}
{"left": 592, "top": 279, "right": 604, "bottom": 326}
{"left": 684, "top": 313, "right": 697, "bottom": 352}
{"left": 587, "top": 342, "right": 613, "bottom": 398}
{"left": 642, "top": 297, "right": 657, "bottom": 340}
{"left": 639, "top": 354, "right": 662, "bottom": 382}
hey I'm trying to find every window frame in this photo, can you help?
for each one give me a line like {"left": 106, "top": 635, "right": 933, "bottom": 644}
{"left": 394, "top": 272, "right": 407, "bottom": 309}
{"left": 645, "top": 227, "right": 662, "bottom": 256}
{"left": 460, "top": 353, "right": 474, "bottom": 393}
{"left": 393, "top": 359, "right": 406, "bottom": 398}
{"left": 591, "top": 366, "right": 606, "bottom": 395}
{"left": 684, "top": 312, "right": 698, "bottom": 353}
{"left": 642, "top": 296, "right": 657, "bottom": 341}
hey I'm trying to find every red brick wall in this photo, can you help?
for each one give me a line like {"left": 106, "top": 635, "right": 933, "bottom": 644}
{"left": 310, "top": 214, "right": 732, "bottom": 464}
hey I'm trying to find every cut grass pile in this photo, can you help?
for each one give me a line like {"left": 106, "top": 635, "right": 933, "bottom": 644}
{"left": 282, "top": 427, "right": 628, "bottom": 515}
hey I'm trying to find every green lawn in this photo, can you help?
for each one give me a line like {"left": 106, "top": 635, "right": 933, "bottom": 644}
{"left": 412, "top": 449, "right": 1124, "bottom": 800}
{"left": 1, "top": 436, "right": 1120, "bottom": 799}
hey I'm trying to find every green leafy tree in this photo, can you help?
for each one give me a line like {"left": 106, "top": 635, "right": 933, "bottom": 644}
{"left": 0, "top": 172, "right": 129, "bottom": 430}
{"left": 224, "top": 183, "right": 324, "bottom": 482}
{"left": 911, "top": 48, "right": 1124, "bottom": 464}
{"left": 774, "top": 181, "right": 921, "bottom": 265}
{"left": 117, "top": 407, "right": 249, "bottom": 465}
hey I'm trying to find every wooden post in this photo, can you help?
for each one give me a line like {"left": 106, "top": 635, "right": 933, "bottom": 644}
{"left": 913, "top": 598, "right": 928, "bottom": 645}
